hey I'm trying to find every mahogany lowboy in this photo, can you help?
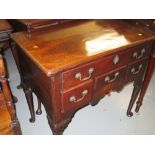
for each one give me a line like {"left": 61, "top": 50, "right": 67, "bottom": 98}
{"left": 11, "top": 20, "right": 155, "bottom": 134}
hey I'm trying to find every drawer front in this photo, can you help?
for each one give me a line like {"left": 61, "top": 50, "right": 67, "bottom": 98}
{"left": 94, "top": 67, "right": 126, "bottom": 99}
{"left": 126, "top": 59, "right": 148, "bottom": 82}
{"left": 62, "top": 51, "right": 129, "bottom": 90}
{"left": 128, "top": 43, "right": 151, "bottom": 63}
{"left": 61, "top": 80, "right": 93, "bottom": 113}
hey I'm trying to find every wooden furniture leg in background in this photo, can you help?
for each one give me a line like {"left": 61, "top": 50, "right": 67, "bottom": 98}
{"left": 0, "top": 55, "right": 21, "bottom": 134}
{"left": 135, "top": 53, "right": 155, "bottom": 113}
{"left": 10, "top": 41, "right": 24, "bottom": 89}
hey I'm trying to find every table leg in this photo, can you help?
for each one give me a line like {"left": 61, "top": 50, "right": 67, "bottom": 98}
{"left": 23, "top": 87, "right": 35, "bottom": 123}
{"left": 127, "top": 82, "right": 141, "bottom": 117}
{"left": 36, "top": 97, "right": 42, "bottom": 115}
{"left": 135, "top": 55, "right": 155, "bottom": 113}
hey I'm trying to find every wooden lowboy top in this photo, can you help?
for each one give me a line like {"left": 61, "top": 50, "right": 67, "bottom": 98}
{"left": 0, "top": 19, "right": 12, "bottom": 33}
{"left": 11, "top": 20, "right": 155, "bottom": 76}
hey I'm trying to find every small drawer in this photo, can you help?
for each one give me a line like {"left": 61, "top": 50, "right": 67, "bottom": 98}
{"left": 126, "top": 59, "right": 148, "bottom": 82}
{"left": 96, "top": 67, "right": 126, "bottom": 90}
{"left": 62, "top": 64, "right": 95, "bottom": 90}
{"left": 62, "top": 51, "right": 129, "bottom": 90}
{"left": 128, "top": 43, "right": 151, "bottom": 63}
{"left": 61, "top": 80, "right": 93, "bottom": 113}
{"left": 94, "top": 67, "right": 126, "bottom": 99}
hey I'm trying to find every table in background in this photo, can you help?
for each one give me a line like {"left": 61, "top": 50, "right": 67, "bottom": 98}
{"left": 0, "top": 55, "right": 21, "bottom": 135}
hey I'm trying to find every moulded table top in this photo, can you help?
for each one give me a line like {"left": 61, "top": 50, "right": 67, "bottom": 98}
{"left": 11, "top": 19, "right": 155, "bottom": 76}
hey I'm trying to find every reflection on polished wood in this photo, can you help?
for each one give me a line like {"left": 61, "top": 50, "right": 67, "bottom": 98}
{"left": 85, "top": 32, "right": 129, "bottom": 55}
{"left": 11, "top": 20, "right": 155, "bottom": 134}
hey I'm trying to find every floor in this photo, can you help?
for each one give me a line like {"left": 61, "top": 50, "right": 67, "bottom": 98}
{"left": 4, "top": 49, "right": 155, "bottom": 135}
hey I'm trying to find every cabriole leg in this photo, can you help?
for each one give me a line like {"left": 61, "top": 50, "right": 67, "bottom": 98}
{"left": 135, "top": 55, "right": 155, "bottom": 113}
{"left": 23, "top": 87, "right": 35, "bottom": 123}
{"left": 36, "top": 97, "right": 42, "bottom": 115}
{"left": 127, "top": 82, "right": 141, "bottom": 117}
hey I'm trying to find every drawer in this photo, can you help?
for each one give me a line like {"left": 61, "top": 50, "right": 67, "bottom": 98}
{"left": 94, "top": 67, "right": 126, "bottom": 99}
{"left": 62, "top": 51, "right": 130, "bottom": 90}
{"left": 61, "top": 80, "right": 93, "bottom": 113}
{"left": 126, "top": 59, "right": 148, "bottom": 82}
{"left": 128, "top": 43, "right": 151, "bottom": 63}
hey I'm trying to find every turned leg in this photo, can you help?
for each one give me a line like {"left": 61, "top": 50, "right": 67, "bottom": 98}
{"left": 1, "top": 55, "right": 19, "bottom": 103}
{"left": 0, "top": 56, "right": 22, "bottom": 134}
{"left": 135, "top": 54, "right": 155, "bottom": 113}
{"left": 23, "top": 87, "right": 35, "bottom": 123}
{"left": 127, "top": 82, "right": 141, "bottom": 117}
{"left": 36, "top": 97, "right": 42, "bottom": 115}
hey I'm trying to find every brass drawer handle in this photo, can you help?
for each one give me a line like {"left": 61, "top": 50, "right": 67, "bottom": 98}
{"left": 131, "top": 64, "right": 143, "bottom": 75}
{"left": 133, "top": 48, "right": 145, "bottom": 60}
{"left": 75, "top": 68, "right": 94, "bottom": 81}
{"left": 69, "top": 89, "right": 88, "bottom": 103}
{"left": 113, "top": 55, "right": 120, "bottom": 65}
{"left": 104, "top": 72, "right": 120, "bottom": 83}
